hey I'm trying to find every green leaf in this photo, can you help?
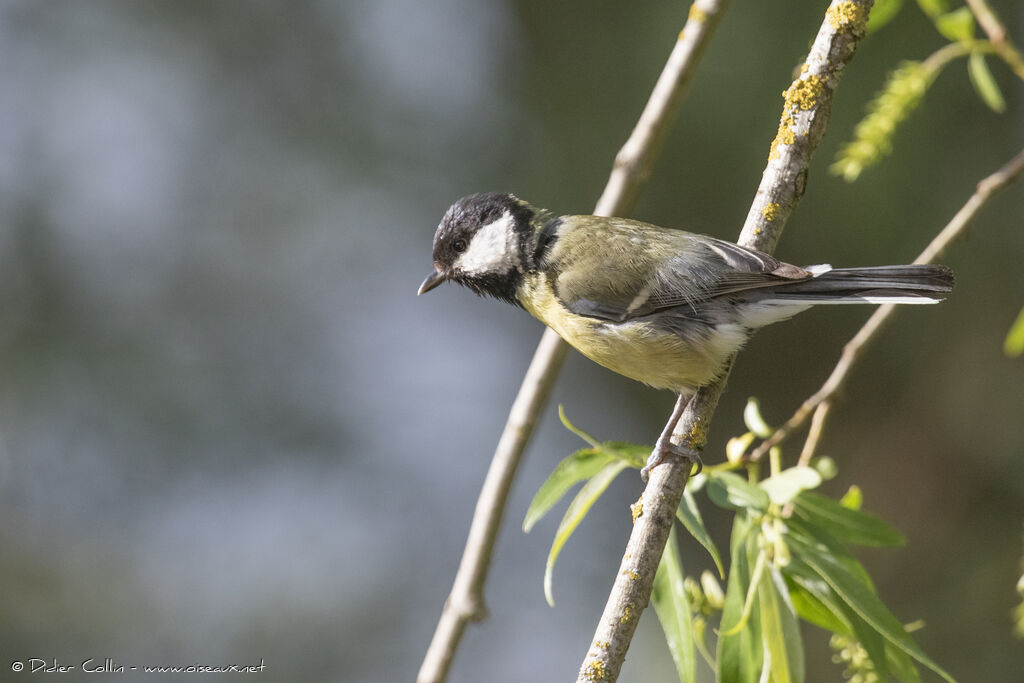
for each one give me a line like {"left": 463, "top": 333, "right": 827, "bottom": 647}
{"left": 1004, "top": 306, "right": 1024, "bottom": 357}
{"left": 840, "top": 484, "right": 863, "bottom": 510}
{"left": 887, "top": 642, "right": 924, "bottom": 683}
{"left": 652, "top": 527, "right": 696, "bottom": 683}
{"left": 706, "top": 472, "right": 770, "bottom": 512}
{"left": 523, "top": 448, "right": 615, "bottom": 532}
{"left": 786, "top": 533, "right": 956, "bottom": 683}
{"left": 915, "top": 0, "right": 950, "bottom": 19}
{"left": 743, "top": 397, "right": 773, "bottom": 439}
{"left": 543, "top": 460, "right": 629, "bottom": 605}
{"left": 717, "top": 515, "right": 761, "bottom": 683}
{"left": 601, "top": 442, "right": 649, "bottom": 468}
{"left": 720, "top": 550, "right": 766, "bottom": 637}
{"left": 760, "top": 466, "right": 823, "bottom": 505}
{"left": 558, "top": 404, "right": 601, "bottom": 448}
{"left": 677, "top": 487, "right": 725, "bottom": 578}
{"left": 792, "top": 491, "right": 904, "bottom": 547}
{"left": 758, "top": 565, "right": 805, "bottom": 683}
{"left": 867, "top": 0, "right": 905, "bottom": 34}
{"left": 786, "top": 577, "right": 849, "bottom": 634}
{"left": 968, "top": 52, "right": 1006, "bottom": 113}
{"left": 786, "top": 558, "right": 891, "bottom": 680}
{"left": 787, "top": 517, "right": 876, "bottom": 589}
{"left": 934, "top": 7, "right": 975, "bottom": 42}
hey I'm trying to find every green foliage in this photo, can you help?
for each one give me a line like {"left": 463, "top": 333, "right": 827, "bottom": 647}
{"left": 523, "top": 408, "right": 644, "bottom": 605}
{"left": 830, "top": 631, "right": 882, "bottom": 683}
{"left": 933, "top": 7, "right": 974, "bottom": 42}
{"left": 866, "top": 0, "right": 905, "bottom": 35}
{"left": 653, "top": 528, "right": 697, "bottom": 683}
{"left": 527, "top": 406, "right": 958, "bottom": 682}
{"left": 967, "top": 51, "right": 1006, "bottom": 112}
{"left": 834, "top": 0, "right": 1017, "bottom": 181}
{"left": 678, "top": 486, "right": 725, "bottom": 577}
{"left": 831, "top": 60, "right": 936, "bottom": 182}
{"left": 1003, "top": 306, "right": 1024, "bottom": 357}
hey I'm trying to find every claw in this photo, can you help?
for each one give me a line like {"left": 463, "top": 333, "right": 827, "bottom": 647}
{"left": 640, "top": 441, "right": 703, "bottom": 483}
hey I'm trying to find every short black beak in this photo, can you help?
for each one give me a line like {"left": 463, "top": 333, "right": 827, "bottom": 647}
{"left": 417, "top": 269, "right": 446, "bottom": 295}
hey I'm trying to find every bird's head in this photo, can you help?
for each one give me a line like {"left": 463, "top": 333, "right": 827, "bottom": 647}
{"left": 417, "top": 192, "right": 540, "bottom": 304}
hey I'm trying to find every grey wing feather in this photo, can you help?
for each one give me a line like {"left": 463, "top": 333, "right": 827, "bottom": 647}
{"left": 615, "top": 236, "right": 810, "bottom": 320}
{"left": 555, "top": 220, "right": 810, "bottom": 323}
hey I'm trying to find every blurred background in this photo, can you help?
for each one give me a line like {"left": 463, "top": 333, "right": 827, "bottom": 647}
{"left": 0, "top": 1, "right": 1021, "bottom": 681}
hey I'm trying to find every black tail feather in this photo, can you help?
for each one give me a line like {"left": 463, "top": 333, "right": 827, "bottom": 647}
{"left": 773, "top": 264, "right": 954, "bottom": 302}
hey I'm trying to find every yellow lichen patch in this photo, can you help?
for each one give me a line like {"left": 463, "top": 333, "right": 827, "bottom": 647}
{"left": 768, "top": 122, "right": 797, "bottom": 160}
{"left": 620, "top": 602, "right": 634, "bottom": 623}
{"left": 826, "top": 1, "right": 869, "bottom": 33}
{"left": 688, "top": 3, "right": 707, "bottom": 23}
{"left": 784, "top": 74, "right": 827, "bottom": 111}
{"left": 630, "top": 500, "right": 643, "bottom": 522}
{"left": 761, "top": 202, "right": 782, "bottom": 222}
{"left": 583, "top": 659, "right": 607, "bottom": 682}
{"left": 622, "top": 569, "right": 641, "bottom": 580}
{"left": 684, "top": 418, "right": 708, "bottom": 450}
{"left": 595, "top": 640, "right": 609, "bottom": 650}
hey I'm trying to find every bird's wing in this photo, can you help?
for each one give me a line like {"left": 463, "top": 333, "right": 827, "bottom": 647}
{"left": 552, "top": 218, "right": 810, "bottom": 322}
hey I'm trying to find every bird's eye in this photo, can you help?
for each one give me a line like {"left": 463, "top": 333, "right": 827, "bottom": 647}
{"left": 453, "top": 239, "right": 467, "bottom": 253}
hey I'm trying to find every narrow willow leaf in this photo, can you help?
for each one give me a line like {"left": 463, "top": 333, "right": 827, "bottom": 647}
{"left": 707, "top": 472, "right": 770, "bottom": 512}
{"left": 523, "top": 448, "right": 615, "bottom": 532}
{"left": 677, "top": 488, "right": 725, "bottom": 577}
{"left": 601, "top": 441, "right": 649, "bottom": 468}
{"left": 887, "top": 641, "right": 924, "bottom": 683}
{"left": 787, "top": 517, "right": 876, "bottom": 590}
{"left": 653, "top": 527, "right": 696, "bottom": 683}
{"left": 786, "top": 579, "right": 848, "bottom": 634}
{"left": 717, "top": 516, "right": 761, "bottom": 683}
{"left": 720, "top": 551, "right": 766, "bottom": 637}
{"left": 785, "top": 558, "right": 891, "bottom": 681}
{"left": 758, "top": 565, "right": 805, "bottom": 683}
{"left": 558, "top": 405, "right": 601, "bottom": 448}
{"left": 849, "top": 607, "right": 892, "bottom": 682}
{"left": 867, "top": 0, "right": 904, "bottom": 33}
{"left": 968, "top": 52, "right": 1006, "bottom": 113}
{"left": 786, "top": 533, "right": 956, "bottom": 683}
{"left": 1004, "top": 306, "right": 1024, "bottom": 357}
{"left": 543, "top": 460, "right": 629, "bottom": 605}
{"left": 934, "top": 7, "right": 975, "bottom": 42}
{"left": 760, "top": 466, "right": 822, "bottom": 505}
{"left": 792, "top": 491, "right": 904, "bottom": 547}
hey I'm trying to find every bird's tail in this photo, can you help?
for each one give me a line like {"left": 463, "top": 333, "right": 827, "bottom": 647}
{"left": 770, "top": 264, "right": 954, "bottom": 304}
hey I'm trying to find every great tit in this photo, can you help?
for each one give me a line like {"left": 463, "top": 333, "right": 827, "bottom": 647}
{"left": 418, "top": 192, "right": 954, "bottom": 477}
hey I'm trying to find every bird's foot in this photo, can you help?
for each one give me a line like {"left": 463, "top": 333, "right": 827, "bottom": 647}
{"left": 640, "top": 440, "right": 703, "bottom": 484}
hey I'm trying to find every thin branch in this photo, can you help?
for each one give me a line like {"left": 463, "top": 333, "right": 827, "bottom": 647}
{"left": 965, "top": 0, "right": 1024, "bottom": 82}
{"left": 417, "top": 2, "right": 731, "bottom": 681}
{"left": 750, "top": 145, "right": 1024, "bottom": 465}
{"left": 576, "top": 3, "right": 875, "bottom": 681}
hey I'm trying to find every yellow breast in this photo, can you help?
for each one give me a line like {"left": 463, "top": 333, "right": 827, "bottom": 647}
{"left": 518, "top": 275, "right": 743, "bottom": 394}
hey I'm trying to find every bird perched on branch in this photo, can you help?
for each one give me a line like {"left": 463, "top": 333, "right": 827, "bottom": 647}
{"left": 418, "top": 193, "right": 954, "bottom": 479}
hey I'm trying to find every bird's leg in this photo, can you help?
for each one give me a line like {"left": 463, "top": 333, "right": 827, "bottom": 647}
{"left": 641, "top": 393, "right": 703, "bottom": 483}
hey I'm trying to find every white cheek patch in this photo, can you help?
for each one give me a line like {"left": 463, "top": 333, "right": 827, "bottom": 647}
{"left": 455, "top": 211, "right": 518, "bottom": 275}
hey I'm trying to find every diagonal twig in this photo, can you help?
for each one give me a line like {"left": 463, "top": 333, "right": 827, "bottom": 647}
{"left": 575, "top": 2, "right": 877, "bottom": 681}
{"left": 750, "top": 145, "right": 1024, "bottom": 465}
{"left": 416, "top": 2, "right": 732, "bottom": 681}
